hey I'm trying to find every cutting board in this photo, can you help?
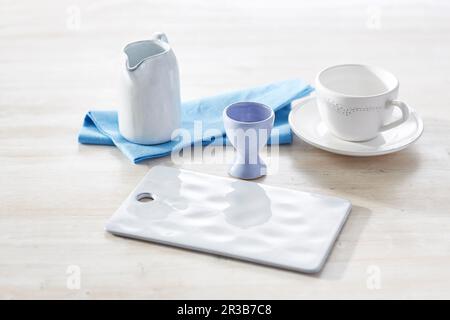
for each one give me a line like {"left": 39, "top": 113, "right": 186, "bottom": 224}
{"left": 106, "top": 166, "right": 351, "bottom": 273}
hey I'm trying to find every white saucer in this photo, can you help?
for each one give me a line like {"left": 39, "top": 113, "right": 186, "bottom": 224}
{"left": 288, "top": 96, "right": 424, "bottom": 156}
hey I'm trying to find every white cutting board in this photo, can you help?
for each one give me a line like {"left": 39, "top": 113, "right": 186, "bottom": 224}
{"left": 106, "top": 166, "right": 351, "bottom": 273}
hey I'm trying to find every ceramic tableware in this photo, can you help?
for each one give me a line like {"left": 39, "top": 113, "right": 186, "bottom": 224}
{"left": 223, "top": 102, "right": 274, "bottom": 180}
{"left": 106, "top": 166, "right": 352, "bottom": 273}
{"left": 118, "top": 32, "right": 181, "bottom": 145}
{"left": 288, "top": 96, "right": 423, "bottom": 156}
{"left": 316, "top": 64, "right": 411, "bottom": 141}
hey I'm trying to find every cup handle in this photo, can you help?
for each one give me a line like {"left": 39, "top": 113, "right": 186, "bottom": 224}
{"left": 380, "top": 100, "right": 410, "bottom": 132}
{"left": 153, "top": 32, "right": 169, "bottom": 43}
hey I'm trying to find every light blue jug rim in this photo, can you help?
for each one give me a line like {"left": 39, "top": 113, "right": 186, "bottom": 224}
{"left": 124, "top": 39, "right": 171, "bottom": 71}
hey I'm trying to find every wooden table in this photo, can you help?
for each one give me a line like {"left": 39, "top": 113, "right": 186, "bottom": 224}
{"left": 1, "top": 0, "right": 450, "bottom": 299}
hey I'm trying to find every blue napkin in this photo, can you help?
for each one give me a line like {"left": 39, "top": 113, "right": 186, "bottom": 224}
{"left": 78, "top": 79, "right": 313, "bottom": 163}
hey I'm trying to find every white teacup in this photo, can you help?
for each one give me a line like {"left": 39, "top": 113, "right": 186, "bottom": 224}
{"left": 315, "top": 64, "right": 410, "bottom": 141}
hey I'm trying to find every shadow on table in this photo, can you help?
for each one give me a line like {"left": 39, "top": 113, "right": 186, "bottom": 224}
{"left": 288, "top": 137, "right": 423, "bottom": 204}
{"left": 311, "top": 204, "right": 371, "bottom": 280}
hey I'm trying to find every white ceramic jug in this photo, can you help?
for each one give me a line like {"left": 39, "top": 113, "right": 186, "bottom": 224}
{"left": 119, "top": 32, "right": 181, "bottom": 145}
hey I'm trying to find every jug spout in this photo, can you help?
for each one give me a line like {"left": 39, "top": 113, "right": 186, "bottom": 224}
{"left": 124, "top": 32, "right": 170, "bottom": 71}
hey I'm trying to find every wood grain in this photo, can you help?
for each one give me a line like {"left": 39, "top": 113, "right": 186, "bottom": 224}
{"left": 1, "top": 0, "right": 450, "bottom": 299}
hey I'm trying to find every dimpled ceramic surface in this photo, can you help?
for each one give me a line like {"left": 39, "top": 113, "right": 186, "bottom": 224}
{"left": 106, "top": 166, "right": 352, "bottom": 273}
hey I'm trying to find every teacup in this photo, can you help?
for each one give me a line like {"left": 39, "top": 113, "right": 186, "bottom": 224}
{"left": 315, "top": 64, "right": 410, "bottom": 141}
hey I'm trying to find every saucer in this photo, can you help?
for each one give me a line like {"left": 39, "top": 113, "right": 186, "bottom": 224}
{"left": 288, "top": 96, "right": 424, "bottom": 156}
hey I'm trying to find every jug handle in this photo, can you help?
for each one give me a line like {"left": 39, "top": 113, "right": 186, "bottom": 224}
{"left": 153, "top": 32, "right": 169, "bottom": 43}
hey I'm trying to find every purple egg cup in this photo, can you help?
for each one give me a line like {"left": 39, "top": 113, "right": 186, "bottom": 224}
{"left": 223, "top": 102, "right": 275, "bottom": 180}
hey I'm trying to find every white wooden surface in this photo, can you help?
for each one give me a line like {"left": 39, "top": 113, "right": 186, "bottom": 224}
{"left": 1, "top": 0, "right": 450, "bottom": 299}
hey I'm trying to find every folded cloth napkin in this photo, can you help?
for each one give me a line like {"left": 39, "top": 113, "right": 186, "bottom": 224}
{"left": 78, "top": 79, "right": 313, "bottom": 164}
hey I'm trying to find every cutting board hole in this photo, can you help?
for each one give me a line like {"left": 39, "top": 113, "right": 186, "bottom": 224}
{"left": 136, "top": 192, "right": 154, "bottom": 203}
